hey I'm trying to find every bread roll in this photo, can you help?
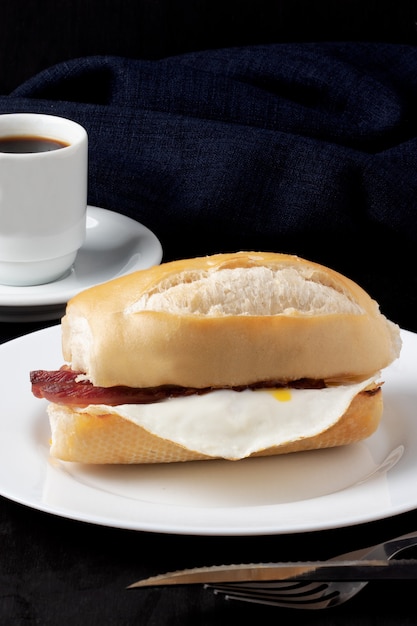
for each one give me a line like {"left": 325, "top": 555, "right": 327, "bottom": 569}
{"left": 62, "top": 251, "right": 401, "bottom": 388}
{"left": 32, "top": 251, "right": 401, "bottom": 464}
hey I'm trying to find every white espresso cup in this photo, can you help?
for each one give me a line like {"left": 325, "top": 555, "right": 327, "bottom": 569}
{"left": 0, "top": 113, "right": 88, "bottom": 286}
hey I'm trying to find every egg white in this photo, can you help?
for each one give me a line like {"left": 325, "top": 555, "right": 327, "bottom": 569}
{"left": 80, "top": 377, "right": 377, "bottom": 460}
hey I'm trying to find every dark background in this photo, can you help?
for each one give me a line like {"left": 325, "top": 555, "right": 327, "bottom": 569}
{"left": 2, "top": 0, "right": 417, "bottom": 334}
{"left": 1, "top": 0, "right": 417, "bottom": 95}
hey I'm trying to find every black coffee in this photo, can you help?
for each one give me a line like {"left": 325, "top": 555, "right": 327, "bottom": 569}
{"left": 0, "top": 135, "right": 70, "bottom": 153}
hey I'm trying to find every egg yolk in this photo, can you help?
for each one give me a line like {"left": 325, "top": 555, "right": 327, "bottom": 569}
{"left": 267, "top": 388, "right": 292, "bottom": 402}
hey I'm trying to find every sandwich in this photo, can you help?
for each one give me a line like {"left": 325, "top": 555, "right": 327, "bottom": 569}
{"left": 30, "top": 251, "right": 402, "bottom": 464}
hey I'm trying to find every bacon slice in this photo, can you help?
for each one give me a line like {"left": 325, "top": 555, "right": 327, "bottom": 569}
{"left": 30, "top": 369, "right": 327, "bottom": 408}
{"left": 30, "top": 369, "right": 202, "bottom": 407}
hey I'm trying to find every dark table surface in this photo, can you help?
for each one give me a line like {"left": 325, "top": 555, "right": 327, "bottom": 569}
{"left": 1, "top": 317, "right": 417, "bottom": 626}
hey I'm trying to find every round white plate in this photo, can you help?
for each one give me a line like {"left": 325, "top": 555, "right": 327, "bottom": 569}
{"left": 0, "top": 206, "right": 162, "bottom": 321}
{"left": 0, "top": 326, "right": 416, "bottom": 536}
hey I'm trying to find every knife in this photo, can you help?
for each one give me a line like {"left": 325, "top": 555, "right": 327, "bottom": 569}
{"left": 128, "top": 559, "right": 417, "bottom": 588}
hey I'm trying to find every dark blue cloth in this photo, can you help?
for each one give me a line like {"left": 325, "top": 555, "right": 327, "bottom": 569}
{"left": 1, "top": 42, "right": 416, "bottom": 330}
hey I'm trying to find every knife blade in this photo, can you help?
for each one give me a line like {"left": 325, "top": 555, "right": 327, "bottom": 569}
{"left": 128, "top": 559, "right": 417, "bottom": 588}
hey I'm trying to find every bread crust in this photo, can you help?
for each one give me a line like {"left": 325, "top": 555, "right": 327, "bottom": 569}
{"left": 62, "top": 252, "right": 401, "bottom": 388}
{"left": 47, "top": 386, "right": 383, "bottom": 464}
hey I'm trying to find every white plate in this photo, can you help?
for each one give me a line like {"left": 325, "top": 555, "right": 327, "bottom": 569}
{"left": 0, "top": 206, "right": 162, "bottom": 321}
{"left": 0, "top": 326, "right": 416, "bottom": 536}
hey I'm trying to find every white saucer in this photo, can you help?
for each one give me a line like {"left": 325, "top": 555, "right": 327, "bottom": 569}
{"left": 0, "top": 206, "right": 163, "bottom": 322}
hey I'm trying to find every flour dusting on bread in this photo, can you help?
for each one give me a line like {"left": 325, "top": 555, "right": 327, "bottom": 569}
{"left": 125, "top": 266, "right": 364, "bottom": 316}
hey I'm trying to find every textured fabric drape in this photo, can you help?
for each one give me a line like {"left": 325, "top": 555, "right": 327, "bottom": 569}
{"left": 1, "top": 42, "right": 416, "bottom": 329}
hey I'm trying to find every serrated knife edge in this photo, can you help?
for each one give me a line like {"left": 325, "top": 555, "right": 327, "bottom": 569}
{"left": 127, "top": 558, "right": 417, "bottom": 588}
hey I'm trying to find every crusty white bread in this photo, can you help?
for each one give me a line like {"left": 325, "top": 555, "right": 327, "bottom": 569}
{"left": 41, "top": 251, "right": 401, "bottom": 465}
{"left": 62, "top": 251, "right": 401, "bottom": 389}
